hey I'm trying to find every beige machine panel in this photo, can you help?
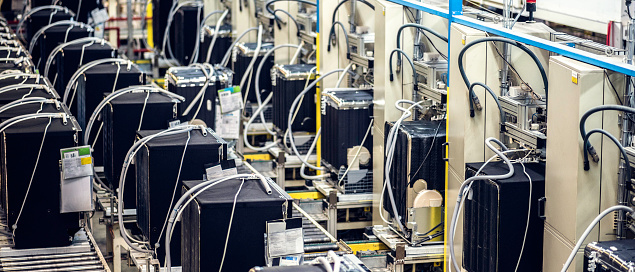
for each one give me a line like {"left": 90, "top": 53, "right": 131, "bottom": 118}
{"left": 371, "top": 0, "right": 406, "bottom": 225}
{"left": 543, "top": 56, "right": 622, "bottom": 272}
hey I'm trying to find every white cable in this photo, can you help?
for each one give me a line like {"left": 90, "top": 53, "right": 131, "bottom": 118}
{"left": 287, "top": 69, "right": 353, "bottom": 171}
{"left": 137, "top": 91, "right": 151, "bottom": 131}
{"left": 17, "top": 6, "right": 75, "bottom": 41}
{"left": 448, "top": 137, "right": 513, "bottom": 272}
{"left": 283, "top": 66, "right": 316, "bottom": 150}
{"left": 290, "top": 41, "right": 305, "bottom": 64}
{"left": 191, "top": 10, "right": 224, "bottom": 63}
{"left": 220, "top": 27, "right": 259, "bottom": 67}
{"left": 0, "top": 84, "right": 57, "bottom": 97}
{"left": 83, "top": 85, "right": 185, "bottom": 145}
{"left": 300, "top": 128, "right": 329, "bottom": 180}
{"left": 0, "top": 97, "right": 57, "bottom": 114}
{"left": 12, "top": 117, "right": 52, "bottom": 235}
{"left": 238, "top": 25, "right": 263, "bottom": 102}
{"left": 63, "top": 58, "right": 133, "bottom": 105}
{"left": 164, "top": 174, "right": 271, "bottom": 270}
{"left": 218, "top": 179, "right": 245, "bottom": 272}
{"left": 204, "top": 9, "right": 230, "bottom": 64}
{"left": 336, "top": 62, "right": 354, "bottom": 88}
{"left": 161, "top": 1, "right": 203, "bottom": 65}
{"left": 514, "top": 159, "right": 532, "bottom": 272}
{"left": 243, "top": 93, "right": 278, "bottom": 151}
{"left": 44, "top": 37, "right": 111, "bottom": 79}
{"left": 155, "top": 131, "right": 191, "bottom": 247}
{"left": 337, "top": 118, "right": 373, "bottom": 187}
{"left": 561, "top": 205, "right": 635, "bottom": 272}
{"left": 181, "top": 63, "right": 213, "bottom": 118}
{"left": 250, "top": 43, "right": 301, "bottom": 136}
{"left": 29, "top": 20, "right": 93, "bottom": 55}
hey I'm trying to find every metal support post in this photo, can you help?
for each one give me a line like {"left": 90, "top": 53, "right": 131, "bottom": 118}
{"left": 277, "top": 151, "right": 286, "bottom": 190}
{"left": 327, "top": 190, "right": 338, "bottom": 239}
{"left": 617, "top": 17, "right": 635, "bottom": 239}
{"left": 394, "top": 243, "right": 406, "bottom": 272}
{"left": 126, "top": 0, "right": 134, "bottom": 60}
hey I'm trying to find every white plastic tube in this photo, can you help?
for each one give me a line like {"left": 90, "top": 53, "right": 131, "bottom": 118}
{"left": 63, "top": 58, "right": 134, "bottom": 105}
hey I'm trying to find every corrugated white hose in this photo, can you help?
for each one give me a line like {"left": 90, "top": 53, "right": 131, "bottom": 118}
{"left": 164, "top": 173, "right": 271, "bottom": 270}
{"left": 84, "top": 85, "right": 185, "bottom": 145}
{"left": 561, "top": 205, "right": 635, "bottom": 272}
{"left": 203, "top": 9, "right": 230, "bottom": 64}
{"left": 117, "top": 125, "right": 203, "bottom": 254}
{"left": 0, "top": 97, "right": 58, "bottom": 114}
{"left": 44, "top": 37, "right": 111, "bottom": 79}
{"left": 251, "top": 43, "right": 300, "bottom": 136}
{"left": 286, "top": 69, "right": 354, "bottom": 171}
{"left": 63, "top": 58, "right": 133, "bottom": 105}
{"left": 448, "top": 137, "right": 512, "bottom": 272}
{"left": 238, "top": 25, "right": 263, "bottom": 102}
{"left": 220, "top": 27, "right": 259, "bottom": 67}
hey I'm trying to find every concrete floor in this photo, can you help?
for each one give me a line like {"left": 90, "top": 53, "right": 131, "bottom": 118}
{"left": 91, "top": 216, "right": 138, "bottom": 272}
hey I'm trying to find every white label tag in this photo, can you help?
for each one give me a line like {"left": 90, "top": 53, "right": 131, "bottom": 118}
{"left": 268, "top": 228, "right": 304, "bottom": 257}
{"left": 216, "top": 108, "right": 240, "bottom": 139}
{"left": 61, "top": 149, "right": 93, "bottom": 180}
{"left": 279, "top": 256, "right": 300, "bottom": 266}
{"left": 218, "top": 87, "right": 243, "bottom": 113}
{"left": 90, "top": 8, "right": 110, "bottom": 25}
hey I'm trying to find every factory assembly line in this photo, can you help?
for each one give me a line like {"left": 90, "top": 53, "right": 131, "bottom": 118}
{"left": 0, "top": 0, "right": 632, "bottom": 271}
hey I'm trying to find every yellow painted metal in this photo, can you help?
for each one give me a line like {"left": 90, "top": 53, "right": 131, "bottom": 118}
{"left": 147, "top": 2, "right": 154, "bottom": 48}
{"left": 443, "top": 86, "right": 450, "bottom": 271}
{"left": 345, "top": 242, "right": 389, "bottom": 254}
{"left": 153, "top": 78, "right": 165, "bottom": 88}
{"left": 243, "top": 153, "right": 273, "bottom": 161}
{"left": 288, "top": 191, "right": 325, "bottom": 200}
{"left": 316, "top": 33, "right": 322, "bottom": 171}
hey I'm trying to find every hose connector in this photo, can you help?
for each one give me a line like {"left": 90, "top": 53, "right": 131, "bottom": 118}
{"left": 588, "top": 145, "right": 599, "bottom": 163}
{"left": 471, "top": 95, "right": 482, "bottom": 111}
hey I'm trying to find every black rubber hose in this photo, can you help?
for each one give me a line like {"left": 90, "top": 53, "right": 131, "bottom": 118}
{"left": 396, "top": 23, "right": 448, "bottom": 68}
{"left": 458, "top": 37, "right": 548, "bottom": 116}
{"left": 470, "top": 82, "right": 505, "bottom": 122}
{"left": 389, "top": 48, "right": 418, "bottom": 92}
{"left": 266, "top": 0, "right": 316, "bottom": 24}
{"left": 331, "top": 0, "right": 375, "bottom": 25}
{"left": 583, "top": 129, "right": 631, "bottom": 187}
{"left": 273, "top": 9, "right": 300, "bottom": 36}
{"left": 328, "top": 21, "right": 351, "bottom": 60}
{"left": 579, "top": 105, "right": 635, "bottom": 163}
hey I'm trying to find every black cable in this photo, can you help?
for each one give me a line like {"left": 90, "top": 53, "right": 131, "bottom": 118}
{"left": 458, "top": 37, "right": 548, "bottom": 115}
{"left": 408, "top": 112, "right": 446, "bottom": 186}
{"left": 331, "top": 0, "right": 375, "bottom": 25}
{"left": 396, "top": 24, "right": 448, "bottom": 68}
{"left": 420, "top": 221, "right": 442, "bottom": 237}
{"left": 604, "top": 70, "right": 624, "bottom": 105}
{"left": 421, "top": 30, "right": 448, "bottom": 60}
{"left": 328, "top": 21, "right": 351, "bottom": 59}
{"left": 491, "top": 43, "right": 539, "bottom": 100}
{"left": 415, "top": 230, "right": 444, "bottom": 245}
{"left": 583, "top": 129, "right": 631, "bottom": 188}
{"left": 628, "top": 3, "right": 633, "bottom": 20}
{"left": 579, "top": 105, "right": 635, "bottom": 162}
{"left": 273, "top": 9, "right": 300, "bottom": 36}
